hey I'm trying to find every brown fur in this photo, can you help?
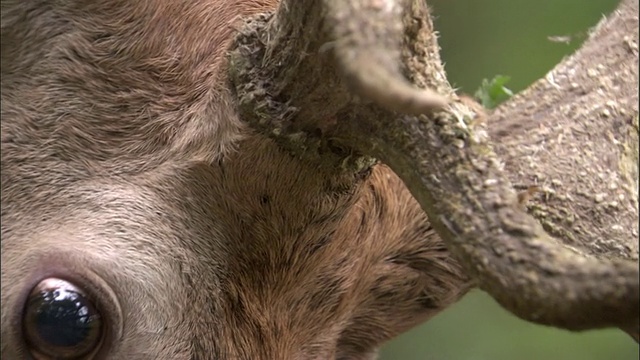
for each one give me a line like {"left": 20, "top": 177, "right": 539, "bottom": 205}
{"left": 0, "top": 0, "right": 471, "bottom": 359}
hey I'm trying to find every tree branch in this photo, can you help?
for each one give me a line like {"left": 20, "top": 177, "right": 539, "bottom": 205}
{"left": 228, "top": 0, "right": 639, "bottom": 334}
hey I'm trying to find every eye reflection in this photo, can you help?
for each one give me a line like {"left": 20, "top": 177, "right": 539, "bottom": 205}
{"left": 23, "top": 278, "right": 103, "bottom": 359}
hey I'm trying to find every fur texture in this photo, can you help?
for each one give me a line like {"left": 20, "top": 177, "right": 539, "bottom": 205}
{"left": 1, "top": 0, "right": 471, "bottom": 359}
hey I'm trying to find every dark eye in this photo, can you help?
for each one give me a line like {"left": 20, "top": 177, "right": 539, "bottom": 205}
{"left": 23, "top": 278, "right": 103, "bottom": 359}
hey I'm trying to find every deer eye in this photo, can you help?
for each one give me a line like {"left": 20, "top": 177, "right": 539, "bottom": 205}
{"left": 23, "top": 278, "right": 104, "bottom": 359}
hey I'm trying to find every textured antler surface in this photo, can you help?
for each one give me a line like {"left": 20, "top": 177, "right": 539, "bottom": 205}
{"left": 229, "top": 0, "right": 640, "bottom": 334}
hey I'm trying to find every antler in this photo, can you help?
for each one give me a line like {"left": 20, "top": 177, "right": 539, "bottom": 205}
{"left": 228, "top": 0, "right": 639, "bottom": 335}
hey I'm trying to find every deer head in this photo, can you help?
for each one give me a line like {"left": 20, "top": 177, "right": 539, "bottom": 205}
{"left": 1, "top": 0, "right": 638, "bottom": 359}
{"left": 1, "top": 1, "right": 471, "bottom": 359}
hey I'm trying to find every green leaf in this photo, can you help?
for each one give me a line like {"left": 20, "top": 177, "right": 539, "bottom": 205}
{"left": 474, "top": 75, "right": 514, "bottom": 109}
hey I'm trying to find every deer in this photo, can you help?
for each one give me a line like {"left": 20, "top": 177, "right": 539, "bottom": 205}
{"left": 1, "top": 1, "right": 473, "bottom": 358}
{"left": 1, "top": 0, "right": 638, "bottom": 359}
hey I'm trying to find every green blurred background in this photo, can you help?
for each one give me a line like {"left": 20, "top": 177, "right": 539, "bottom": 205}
{"left": 379, "top": 1, "right": 638, "bottom": 359}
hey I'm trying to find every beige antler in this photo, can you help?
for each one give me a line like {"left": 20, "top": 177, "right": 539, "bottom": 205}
{"left": 228, "top": 0, "right": 639, "bottom": 334}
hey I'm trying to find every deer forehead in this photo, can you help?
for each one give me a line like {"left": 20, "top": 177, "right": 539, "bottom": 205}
{"left": 1, "top": 0, "right": 282, "bottom": 169}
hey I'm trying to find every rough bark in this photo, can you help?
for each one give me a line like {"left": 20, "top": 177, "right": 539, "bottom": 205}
{"left": 228, "top": 0, "right": 639, "bottom": 335}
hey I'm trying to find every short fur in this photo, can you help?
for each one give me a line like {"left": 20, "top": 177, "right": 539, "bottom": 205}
{"left": 0, "top": 0, "right": 471, "bottom": 359}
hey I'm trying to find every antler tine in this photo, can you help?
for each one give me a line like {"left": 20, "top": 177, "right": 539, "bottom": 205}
{"left": 323, "top": 0, "right": 448, "bottom": 114}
